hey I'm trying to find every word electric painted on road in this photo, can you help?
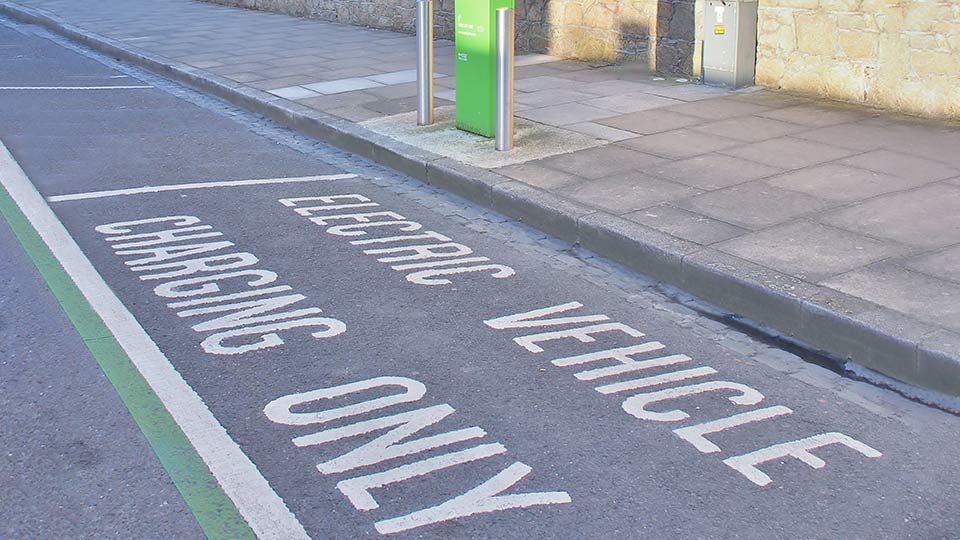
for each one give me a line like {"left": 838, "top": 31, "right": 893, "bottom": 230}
{"left": 485, "top": 302, "right": 882, "bottom": 487}
{"left": 266, "top": 376, "right": 571, "bottom": 535}
{"left": 96, "top": 215, "right": 346, "bottom": 355}
{"left": 279, "top": 193, "right": 516, "bottom": 286}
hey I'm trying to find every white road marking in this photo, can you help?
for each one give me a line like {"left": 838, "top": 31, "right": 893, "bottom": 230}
{"left": 724, "top": 433, "right": 882, "bottom": 487}
{"left": 281, "top": 193, "right": 516, "bottom": 286}
{"left": 673, "top": 406, "right": 794, "bottom": 454}
{"left": 267, "top": 377, "right": 571, "bottom": 535}
{"left": 0, "top": 141, "right": 310, "bottom": 540}
{"left": 0, "top": 85, "right": 153, "bottom": 90}
{"left": 622, "top": 381, "right": 766, "bottom": 422}
{"left": 95, "top": 215, "right": 347, "bottom": 356}
{"left": 49, "top": 174, "right": 358, "bottom": 202}
{"left": 486, "top": 301, "right": 883, "bottom": 487}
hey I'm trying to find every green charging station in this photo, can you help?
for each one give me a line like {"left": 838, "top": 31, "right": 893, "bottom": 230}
{"left": 454, "top": 0, "right": 514, "bottom": 137}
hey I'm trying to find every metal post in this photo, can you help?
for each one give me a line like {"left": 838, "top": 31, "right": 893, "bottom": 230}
{"left": 416, "top": 0, "right": 434, "bottom": 126}
{"left": 494, "top": 7, "right": 515, "bottom": 151}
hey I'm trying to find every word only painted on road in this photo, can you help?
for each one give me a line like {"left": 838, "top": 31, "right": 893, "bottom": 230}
{"left": 96, "top": 215, "right": 346, "bottom": 355}
{"left": 279, "top": 193, "right": 516, "bottom": 286}
{"left": 265, "top": 376, "right": 571, "bottom": 535}
{"left": 485, "top": 302, "right": 883, "bottom": 487}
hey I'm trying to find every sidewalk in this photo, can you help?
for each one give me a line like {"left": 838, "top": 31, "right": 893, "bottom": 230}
{"left": 3, "top": 0, "right": 959, "bottom": 398}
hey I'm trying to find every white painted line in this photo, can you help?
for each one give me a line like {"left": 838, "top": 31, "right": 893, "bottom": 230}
{"left": 0, "top": 141, "right": 310, "bottom": 540}
{"left": 0, "top": 85, "right": 154, "bottom": 90}
{"left": 48, "top": 174, "right": 358, "bottom": 202}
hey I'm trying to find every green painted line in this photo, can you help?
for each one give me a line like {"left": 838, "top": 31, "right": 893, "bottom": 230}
{"left": 0, "top": 183, "right": 257, "bottom": 540}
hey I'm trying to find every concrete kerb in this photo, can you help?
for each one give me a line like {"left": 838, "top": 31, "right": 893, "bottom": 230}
{"left": 4, "top": 0, "right": 958, "bottom": 400}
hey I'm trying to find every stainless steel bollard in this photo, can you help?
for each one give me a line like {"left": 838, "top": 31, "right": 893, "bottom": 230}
{"left": 416, "top": 0, "right": 434, "bottom": 126}
{"left": 494, "top": 7, "right": 515, "bottom": 151}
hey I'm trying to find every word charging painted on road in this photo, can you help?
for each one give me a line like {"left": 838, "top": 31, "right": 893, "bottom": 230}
{"left": 485, "top": 302, "right": 882, "bottom": 487}
{"left": 265, "top": 376, "right": 570, "bottom": 535}
{"left": 279, "top": 193, "right": 516, "bottom": 286}
{"left": 96, "top": 215, "right": 346, "bottom": 355}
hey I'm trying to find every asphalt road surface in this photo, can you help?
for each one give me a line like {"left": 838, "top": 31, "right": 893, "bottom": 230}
{"left": 1, "top": 18, "right": 959, "bottom": 540}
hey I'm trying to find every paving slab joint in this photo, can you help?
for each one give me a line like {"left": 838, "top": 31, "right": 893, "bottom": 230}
{"left": 3, "top": 0, "right": 958, "bottom": 400}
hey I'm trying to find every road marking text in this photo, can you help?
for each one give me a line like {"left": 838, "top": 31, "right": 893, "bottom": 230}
{"left": 279, "top": 193, "right": 516, "bottom": 286}
{"left": 96, "top": 215, "right": 346, "bottom": 355}
{"left": 265, "top": 376, "right": 570, "bottom": 535}
{"left": 485, "top": 301, "right": 882, "bottom": 487}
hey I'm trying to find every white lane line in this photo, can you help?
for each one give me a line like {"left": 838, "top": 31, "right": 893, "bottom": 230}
{"left": 0, "top": 85, "right": 154, "bottom": 90}
{"left": 0, "top": 141, "right": 311, "bottom": 540}
{"left": 49, "top": 174, "right": 358, "bottom": 202}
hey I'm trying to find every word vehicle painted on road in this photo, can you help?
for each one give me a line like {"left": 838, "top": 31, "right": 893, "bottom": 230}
{"left": 96, "top": 215, "right": 346, "bottom": 355}
{"left": 485, "top": 302, "right": 882, "bottom": 487}
{"left": 265, "top": 376, "right": 570, "bottom": 535}
{"left": 279, "top": 193, "right": 516, "bottom": 286}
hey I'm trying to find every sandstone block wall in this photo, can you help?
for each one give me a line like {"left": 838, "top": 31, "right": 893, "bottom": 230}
{"left": 203, "top": 0, "right": 704, "bottom": 75}
{"left": 756, "top": 0, "right": 960, "bottom": 118}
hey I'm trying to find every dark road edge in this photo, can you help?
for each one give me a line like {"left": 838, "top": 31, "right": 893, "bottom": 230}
{"left": 2, "top": 0, "right": 958, "bottom": 401}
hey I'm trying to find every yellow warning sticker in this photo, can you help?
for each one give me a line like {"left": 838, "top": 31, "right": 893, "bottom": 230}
{"left": 714, "top": 24, "right": 725, "bottom": 35}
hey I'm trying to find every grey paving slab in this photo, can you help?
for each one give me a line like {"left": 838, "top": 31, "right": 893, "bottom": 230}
{"left": 366, "top": 69, "right": 420, "bottom": 85}
{"left": 907, "top": 244, "right": 960, "bottom": 284}
{"left": 619, "top": 128, "right": 744, "bottom": 159}
{"left": 559, "top": 171, "right": 702, "bottom": 214}
{"left": 576, "top": 79, "right": 661, "bottom": 96}
{"left": 624, "top": 204, "right": 749, "bottom": 245}
{"left": 514, "top": 75, "right": 582, "bottom": 93}
{"left": 822, "top": 263, "right": 960, "bottom": 332}
{"left": 208, "top": 61, "right": 270, "bottom": 74}
{"left": 766, "top": 163, "right": 929, "bottom": 202}
{"left": 664, "top": 98, "right": 770, "bottom": 120}
{"left": 257, "top": 64, "right": 324, "bottom": 79}
{"left": 540, "top": 145, "right": 665, "bottom": 179}
{"left": 326, "top": 104, "right": 383, "bottom": 121}
{"left": 583, "top": 92, "right": 683, "bottom": 114}
{"left": 435, "top": 88, "right": 457, "bottom": 101}
{"left": 365, "top": 81, "right": 418, "bottom": 100}
{"left": 715, "top": 221, "right": 907, "bottom": 283}
{"left": 516, "top": 88, "right": 599, "bottom": 108}
{"left": 721, "top": 137, "right": 859, "bottom": 170}
{"left": 308, "top": 66, "right": 383, "bottom": 81}
{"left": 791, "top": 123, "right": 893, "bottom": 151}
{"left": 596, "top": 109, "right": 703, "bottom": 135}
{"left": 494, "top": 161, "right": 589, "bottom": 191}
{"left": 517, "top": 102, "right": 619, "bottom": 126}
{"left": 646, "top": 153, "right": 784, "bottom": 190}
{"left": 267, "top": 85, "right": 320, "bottom": 100}
{"left": 303, "top": 77, "right": 384, "bottom": 94}
{"left": 758, "top": 104, "right": 871, "bottom": 127}
{"left": 643, "top": 83, "right": 732, "bottom": 102}
{"left": 564, "top": 121, "right": 640, "bottom": 142}
{"left": 681, "top": 182, "right": 834, "bottom": 229}
{"left": 299, "top": 90, "right": 381, "bottom": 109}
{"left": 692, "top": 115, "right": 808, "bottom": 142}
{"left": 248, "top": 74, "right": 318, "bottom": 90}
{"left": 363, "top": 95, "right": 446, "bottom": 115}
{"left": 840, "top": 149, "right": 960, "bottom": 183}
{"left": 515, "top": 63, "right": 580, "bottom": 79}
{"left": 819, "top": 184, "right": 960, "bottom": 249}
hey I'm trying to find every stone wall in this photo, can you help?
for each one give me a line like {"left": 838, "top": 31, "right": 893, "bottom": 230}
{"left": 202, "top": 0, "right": 703, "bottom": 75}
{"left": 756, "top": 0, "right": 960, "bottom": 118}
